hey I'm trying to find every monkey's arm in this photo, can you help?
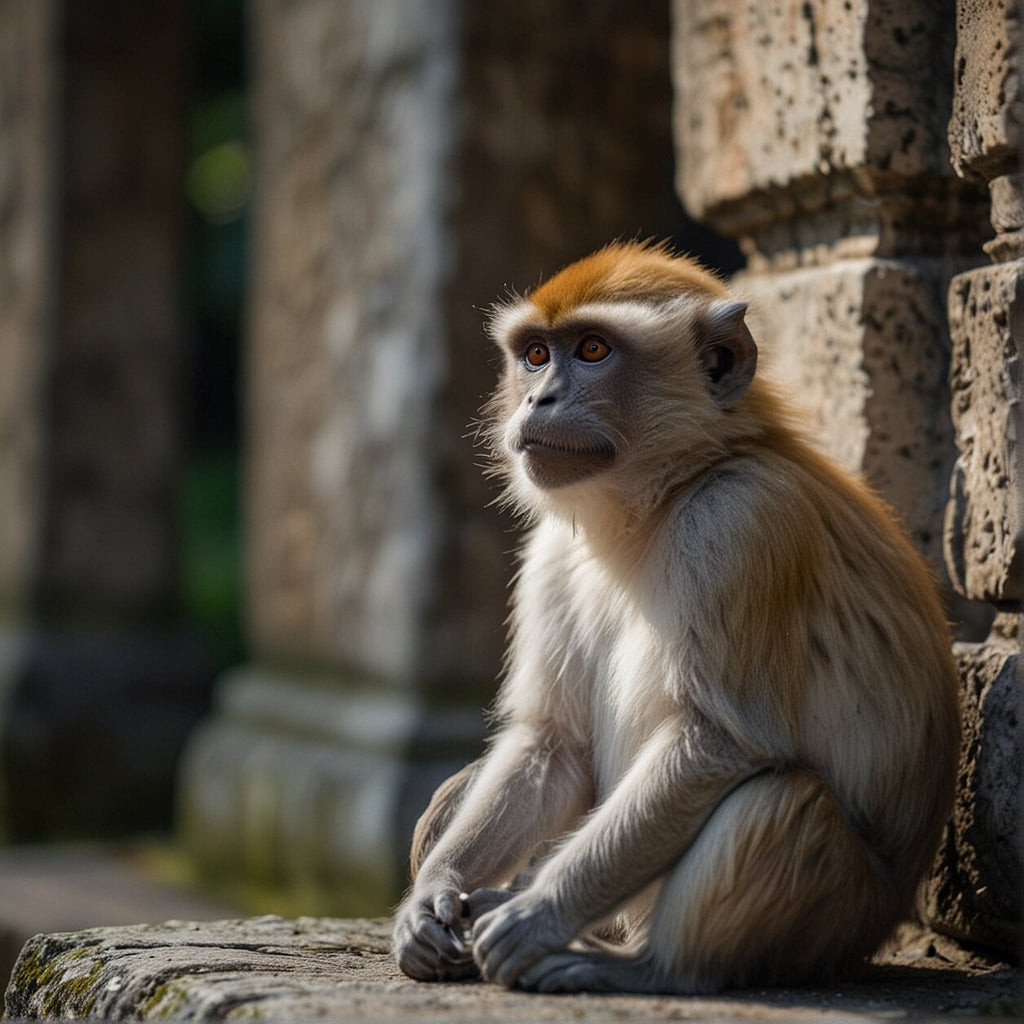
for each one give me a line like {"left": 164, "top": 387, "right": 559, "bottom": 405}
{"left": 472, "top": 718, "right": 761, "bottom": 987}
{"left": 393, "top": 722, "right": 593, "bottom": 981}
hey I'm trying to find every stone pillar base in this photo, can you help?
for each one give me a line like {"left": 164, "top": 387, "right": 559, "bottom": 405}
{"left": 0, "top": 623, "right": 214, "bottom": 840}
{"left": 177, "top": 666, "right": 486, "bottom": 914}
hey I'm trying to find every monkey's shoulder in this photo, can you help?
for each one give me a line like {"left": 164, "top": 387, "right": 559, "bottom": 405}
{"left": 668, "top": 448, "right": 906, "bottom": 553}
{"left": 666, "top": 455, "right": 823, "bottom": 551}
{"left": 661, "top": 450, "right": 917, "bottom": 607}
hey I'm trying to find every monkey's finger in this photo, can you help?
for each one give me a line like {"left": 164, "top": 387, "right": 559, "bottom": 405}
{"left": 395, "top": 922, "right": 452, "bottom": 980}
{"left": 397, "top": 943, "right": 444, "bottom": 981}
{"left": 402, "top": 946, "right": 478, "bottom": 983}
{"left": 396, "top": 922, "right": 476, "bottom": 982}
{"left": 463, "top": 887, "right": 515, "bottom": 923}
{"left": 473, "top": 919, "right": 541, "bottom": 988}
{"left": 432, "top": 889, "right": 465, "bottom": 926}
{"left": 517, "top": 952, "right": 594, "bottom": 993}
{"left": 481, "top": 941, "right": 541, "bottom": 989}
{"left": 412, "top": 909, "right": 471, "bottom": 963}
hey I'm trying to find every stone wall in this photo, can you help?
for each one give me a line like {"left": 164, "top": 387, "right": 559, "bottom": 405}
{"left": 178, "top": 0, "right": 693, "bottom": 913}
{"left": 926, "top": 0, "right": 1022, "bottom": 955}
{"left": 672, "top": 0, "right": 1020, "bottom": 956}
{"left": 672, "top": 0, "right": 989, "bottom": 570}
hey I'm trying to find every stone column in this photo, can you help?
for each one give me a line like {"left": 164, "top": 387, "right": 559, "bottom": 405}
{"left": 0, "top": 1, "right": 207, "bottom": 839}
{"left": 925, "top": 0, "right": 1022, "bottom": 956}
{"left": 179, "top": 0, "right": 688, "bottom": 912}
{"left": 0, "top": 0, "right": 55, "bottom": 625}
{"left": 671, "top": 0, "right": 1020, "bottom": 957}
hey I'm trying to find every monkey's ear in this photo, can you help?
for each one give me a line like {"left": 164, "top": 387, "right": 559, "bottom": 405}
{"left": 698, "top": 299, "right": 758, "bottom": 410}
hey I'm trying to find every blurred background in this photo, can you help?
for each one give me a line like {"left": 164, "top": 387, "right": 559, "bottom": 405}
{"left": 0, "top": 0, "right": 1018, "bottom": 994}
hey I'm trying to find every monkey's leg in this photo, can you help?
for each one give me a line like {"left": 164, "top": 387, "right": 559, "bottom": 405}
{"left": 518, "top": 770, "right": 895, "bottom": 995}
{"left": 410, "top": 761, "right": 481, "bottom": 880}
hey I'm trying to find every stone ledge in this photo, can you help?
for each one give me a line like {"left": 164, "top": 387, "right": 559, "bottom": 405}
{"left": 3, "top": 916, "right": 1019, "bottom": 1021}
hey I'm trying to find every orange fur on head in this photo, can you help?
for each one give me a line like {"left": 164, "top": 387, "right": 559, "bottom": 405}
{"left": 524, "top": 241, "right": 728, "bottom": 324}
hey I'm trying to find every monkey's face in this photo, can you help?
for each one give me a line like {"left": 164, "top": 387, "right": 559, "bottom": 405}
{"left": 503, "top": 323, "right": 625, "bottom": 491}
{"left": 485, "top": 245, "right": 759, "bottom": 518}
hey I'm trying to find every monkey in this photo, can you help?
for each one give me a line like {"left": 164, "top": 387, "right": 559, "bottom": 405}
{"left": 392, "top": 241, "right": 960, "bottom": 994}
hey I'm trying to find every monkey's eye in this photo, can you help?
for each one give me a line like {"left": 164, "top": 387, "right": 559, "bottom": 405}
{"left": 577, "top": 336, "right": 611, "bottom": 363}
{"left": 524, "top": 340, "right": 550, "bottom": 369}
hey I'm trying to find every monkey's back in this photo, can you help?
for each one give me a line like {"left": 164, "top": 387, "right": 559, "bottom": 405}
{"left": 665, "top": 432, "right": 959, "bottom": 899}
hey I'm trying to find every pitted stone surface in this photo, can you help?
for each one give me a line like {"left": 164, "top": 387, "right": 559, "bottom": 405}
{"left": 4, "top": 916, "right": 1019, "bottom": 1022}
{"left": 948, "top": 0, "right": 1022, "bottom": 179}
{"left": 739, "top": 259, "right": 955, "bottom": 571}
{"left": 927, "top": 637, "right": 1021, "bottom": 954}
{"left": 945, "top": 260, "right": 1023, "bottom": 604}
{"left": 672, "top": 0, "right": 961, "bottom": 223}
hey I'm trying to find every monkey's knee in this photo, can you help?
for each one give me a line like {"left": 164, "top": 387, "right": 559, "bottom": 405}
{"left": 648, "top": 770, "right": 893, "bottom": 991}
{"left": 409, "top": 760, "right": 481, "bottom": 880}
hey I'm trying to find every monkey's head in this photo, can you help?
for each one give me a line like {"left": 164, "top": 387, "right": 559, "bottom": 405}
{"left": 484, "top": 241, "right": 760, "bottom": 521}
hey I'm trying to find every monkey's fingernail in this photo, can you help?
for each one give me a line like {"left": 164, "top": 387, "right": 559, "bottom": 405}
{"left": 459, "top": 892, "right": 471, "bottom": 918}
{"left": 448, "top": 928, "right": 466, "bottom": 953}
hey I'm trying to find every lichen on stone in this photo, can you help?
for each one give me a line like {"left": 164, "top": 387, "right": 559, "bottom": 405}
{"left": 142, "top": 979, "right": 190, "bottom": 1019}
{"left": 7, "top": 941, "right": 104, "bottom": 1019}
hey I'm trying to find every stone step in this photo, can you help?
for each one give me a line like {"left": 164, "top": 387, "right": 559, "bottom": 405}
{"left": 4, "top": 915, "right": 1018, "bottom": 1021}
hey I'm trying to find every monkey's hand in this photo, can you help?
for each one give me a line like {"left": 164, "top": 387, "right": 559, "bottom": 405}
{"left": 393, "top": 881, "right": 479, "bottom": 982}
{"left": 472, "top": 891, "right": 574, "bottom": 988}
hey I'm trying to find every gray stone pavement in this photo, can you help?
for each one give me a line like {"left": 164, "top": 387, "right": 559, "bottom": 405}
{"left": 4, "top": 914, "right": 1020, "bottom": 1021}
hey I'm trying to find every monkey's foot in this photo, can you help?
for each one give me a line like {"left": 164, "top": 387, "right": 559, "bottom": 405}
{"left": 515, "top": 949, "right": 658, "bottom": 994}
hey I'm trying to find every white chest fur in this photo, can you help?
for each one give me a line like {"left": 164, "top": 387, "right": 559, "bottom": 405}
{"left": 566, "top": 556, "right": 678, "bottom": 799}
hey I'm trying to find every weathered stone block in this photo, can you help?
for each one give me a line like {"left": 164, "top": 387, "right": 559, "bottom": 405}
{"left": 926, "top": 635, "right": 1020, "bottom": 955}
{"left": 740, "top": 258, "right": 955, "bottom": 568}
{"left": 985, "top": 173, "right": 1024, "bottom": 262}
{"left": 944, "top": 260, "right": 1023, "bottom": 604}
{"left": 990, "top": 173, "right": 1024, "bottom": 235}
{"left": 672, "top": 0, "right": 960, "bottom": 225}
{"left": 948, "top": 0, "right": 1022, "bottom": 180}
{"left": 4, "top": 916, "right": 1018, "bottom": 1021}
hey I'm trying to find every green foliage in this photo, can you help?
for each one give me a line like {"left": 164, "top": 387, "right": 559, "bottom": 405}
{"left": 179, "top": 447, "right": 244, "bottom": 667}
{"left": 180, "top": 0, "right": 246, "bottom": 667}
{"left": 977, "top": 997, "right": 1021, "bottom": 1017}
{"left": 188, "top": 138, "right": 250, "bottom": 225}
{"left": 188, "top": 91, "right": 250, "bottom": 226}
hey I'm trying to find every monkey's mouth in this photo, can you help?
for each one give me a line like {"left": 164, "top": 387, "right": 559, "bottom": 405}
{"left": 515, "top": 434, "right": 616, "bottom": 488}
{"left": 518, "top": 436, "right": 616, "bottom": 459}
